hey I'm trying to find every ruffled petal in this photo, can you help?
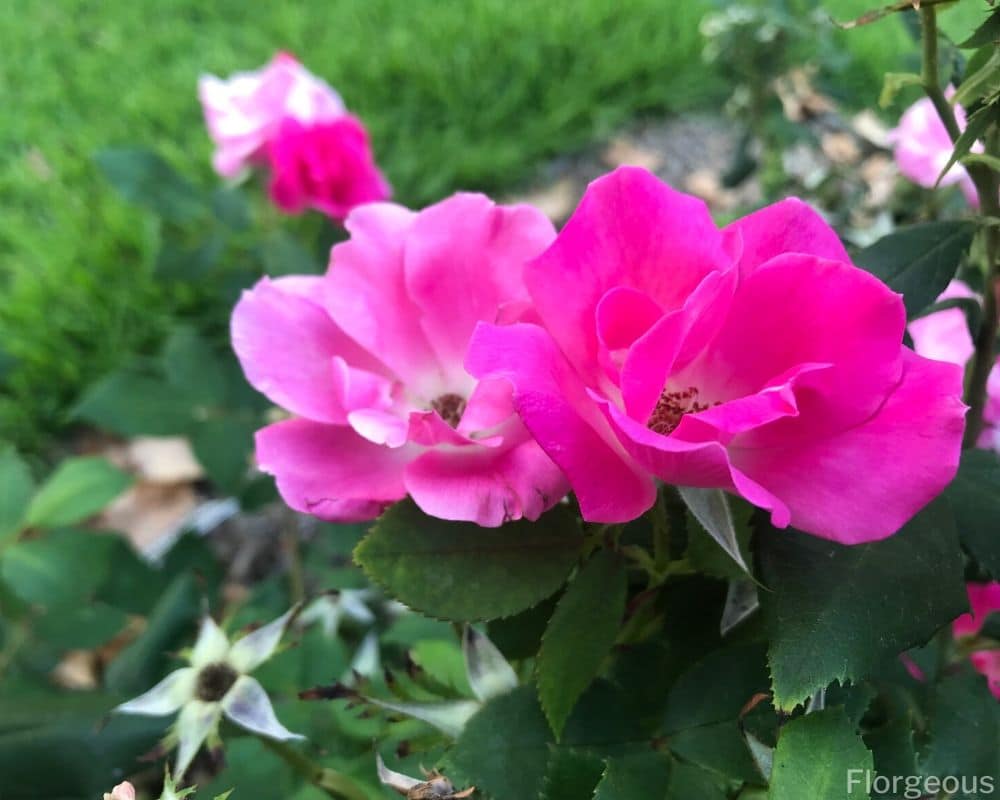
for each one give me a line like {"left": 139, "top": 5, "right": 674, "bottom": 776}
{"left": 232, "top": 277, "right": 390, "bottom": 423}
{"left": 403, "top": 434, "right": 569, "bottom": 527}
{"left": 326, "top": 203, "right": 445, "bottom": 394}
{"left": 729, "top": 350, "right": 966, "bottom": 543}
{"left": 722, "top": 197, "right": 850, "bottom": 277}
{"left": 466, "top": 321, "right": 655, "bottom": 523}
{"left": 526, "top": 166, "right": 732, "bottom": 383}
{"left": 403, "top": 193, "right": 555, "bottom": 380}
{"left": 255, "top": 419, "right": 412, "bottom": 522}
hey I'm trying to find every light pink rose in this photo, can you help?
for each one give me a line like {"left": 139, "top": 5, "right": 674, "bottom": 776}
{"left": 467, "top": 167, "right": 966, "bottom": 544}
{"left": 103, "top": 782, "right": 136, "bottom": 800}
{"left": 909, "top": 280, "right": 1000, "bottom": 451}
{"left": 267, "top": 116, "right": 390, "bottom": 221}
{"left": 953, "top": 582, "right": 1000, "bottom": 699}
{"left": 232, "top": 194, "right": 569, "bottom": 526}
{"left": 890, "top": 91, "right": 980, "bottom": 207}
{"left": 199, "top": 52, "right": 346, "bottom": 178}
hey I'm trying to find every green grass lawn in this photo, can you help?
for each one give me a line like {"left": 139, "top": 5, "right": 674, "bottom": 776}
{"left": 0, "top": 0, "right": 988, "bottom": 452}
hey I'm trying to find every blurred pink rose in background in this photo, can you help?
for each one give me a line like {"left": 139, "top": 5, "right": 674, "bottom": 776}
{"left": 199, "top": 52, "right": 345, "bottom": 178}
{"left": 468, "top": 167, "right": 966, "bottom": 543}
{"left": 909, "top": 280, "right": 1000, "bottom": 451}
{"left": 953, "top": 582, "right": 1000, "bottom": 699}
{"left": 232, "top": 194, "right": 568, "bottom": 526}
{"left": 889, "top": 92, "right": 979, "bottom": 207}
{"left": 267, "top": 116, "right": 390, "bottom": 221}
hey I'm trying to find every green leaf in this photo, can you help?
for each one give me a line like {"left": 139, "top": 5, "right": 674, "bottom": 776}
{"left": 953, "top": 47, "right": 1000, "bottom": 107}
{"left": 768, "top": 708, "right": 872, "bottom": 800}
{"left": 448, "top": 686, "right": 553, "bottom": 800}
{"left": 919, "top": 671, "right": 1000, "bottom": 785}
{"left": 212, "top": 186, "right": 251, "bottom": 230}
{"left": 539, "top": 747, "right": 605, "bottom": 800}
{"left": 355, "top": 500, "right": 584, "bottom": 621}
{"left": 95, "top": 148, "right": 204, "bottom": 222}
{"left": 855, "top": 221, "right": 976, "bottom": 318}
{"left": 35, "top": 602, "right": 128, "bottom": 650}
{"left": 536, "top": 550, "right": 626, "bottom": 738}
{"left": 1, "top": 529, "right": 115, "bottom": 606}
{"left": 0, "top": 706, "right": 164, "bottom": 799}
{"left": 74, "top": 368, "right": 195, "bottom": 436}
{"left": 933, "top": 104, "right": 997, "bottom": 190}
{"left": 666, "top": 761, "right": 727, "bottom": 799}
{"left": 946, "top": 448, "right": 1000, "bottom": 577}
{"left": 154, "top": 232, "right": 226, "bottom": 281}
{"left": 190, "top": 417, "right": 255, "bottom": 493}
{"left": 162, "top": 326, "right": 230, "bottom": 407}
{"left": 259, "top": 230, "right": 321, "bottom": 276}
{"left": 25, "top": 457, "right": 131, "bottom": 528}
{"left": 487, "top": 592, "right": 560, "bottom": 661}
{"left": 959, "top": 10, "right": 1000, "bottom": 48}
{"left": 592, "top": 752, "right": 672, "bottom": 800}
{"left": 0, "top": 448, "right": 34, "bottom": 543}
{"left": 758, "top": 498, "right": 967, "bottom": 709}
{"left": 879, "top": 72, "right": 921, "bottom": 108}
{"left": 104, "top": 571, "right": 201, "bottom": 694}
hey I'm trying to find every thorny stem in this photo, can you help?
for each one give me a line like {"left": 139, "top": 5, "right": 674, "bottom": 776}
{"left": 261, "top": 737, "right": 369, "bottom": 800}
{"left": 920, "top": 6, "right": 1000, "bottom": 447}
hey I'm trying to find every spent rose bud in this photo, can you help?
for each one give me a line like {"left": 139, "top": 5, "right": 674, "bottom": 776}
{"left": 467, "top": 167, "right": 965, "bottom": 544}
{"left": 199, "top": 52, "right": 345, "bottom": 178}
{"left": 267, "top": 115, "right": 390, "bottom": 221}
{"left": 889, "top": 91, "right": 980, "bottom": 207}
{"left": 231, "top": 194, "right": 569, "bottom": 526}
{"left": 115, "top": 609, "right": 302, "bottom": 777}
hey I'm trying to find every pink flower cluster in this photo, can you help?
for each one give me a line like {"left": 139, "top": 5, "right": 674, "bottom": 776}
{"left": 199, "top": 53, "right": 389, "bottom": 220}
{"left": 953, "top": 582, "right": 1000, "bottom": 699}
{"left": 233, "top": 167, "right": 966, "bottom": 544}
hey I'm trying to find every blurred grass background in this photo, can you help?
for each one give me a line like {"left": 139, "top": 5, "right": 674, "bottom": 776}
{"left": 0, "top": 0, "right": 986, "bottom": 451}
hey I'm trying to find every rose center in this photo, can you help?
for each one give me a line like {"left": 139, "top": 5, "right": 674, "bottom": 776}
{"left": 196, "top": 662, "right": 239, "bottom": 702}
{"left": 431, "top": 393, "right": 467, "bottom": 429}
{"left": 647, "top": 386, "right": 712, "bottom": 436}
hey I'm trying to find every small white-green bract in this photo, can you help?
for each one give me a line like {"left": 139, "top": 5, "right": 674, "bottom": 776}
{"left": 364, "top": 626, "right": 518, "bottom": 739}
{"left": 115, "top": 608, "right": 303, "bottom": 778}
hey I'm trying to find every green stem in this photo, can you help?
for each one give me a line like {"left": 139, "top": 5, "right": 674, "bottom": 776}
{"left": 920, "top": 6, "right": 1000, "bottom": 447}
{"left": 651, "top": 491, "right": 671, "bottom": 574}
{"left": 261, "top": 738, "right": 369, "bottom": 800}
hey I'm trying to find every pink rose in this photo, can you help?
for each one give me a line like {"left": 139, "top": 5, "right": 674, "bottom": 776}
{"left": 199, "top": 52, "right": 346, "bottom": 178}
{"left": 909, "top": 280, "right": 1000, "bottom": 451}
{"left": 232, "top": 194, "right": 569, "bottom": 526}
{"left": 953, "top": 582, "right": 1000, "bottom": 699}
{"left": 267, "top": 116, "right": 391, "bottom": 221}
{"left": 890, "top": 92, "right": 980, "bottom": 207}
{"left": 467, "top": 167, "right": 965, "bottom": 543}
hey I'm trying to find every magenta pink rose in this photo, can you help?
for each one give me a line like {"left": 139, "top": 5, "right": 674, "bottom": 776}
{"left": 953, "top": 582, "right": 1000, "bottom": 699}
{"left": 199, "top": 52, "right": 346, "bottom": 178}
{"left": 467, "top": 167, "right": 965, "bottom": 543}
{"left": 909, "top": 280, "right": 1000, "bottom": 451}
{"left": 232, "top": 194, "right": 569, "bottom": 526}
{"left": 266, "top": 116, "right": 390, "bottom": 221}
{"left": 890, "top": 92, "right": 980, "bottom": 207}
